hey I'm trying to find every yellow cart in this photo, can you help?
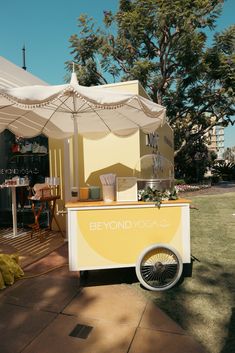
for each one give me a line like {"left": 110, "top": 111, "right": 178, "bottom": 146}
{"left": 66, "top": 199, "right": 191, "bottom": 291}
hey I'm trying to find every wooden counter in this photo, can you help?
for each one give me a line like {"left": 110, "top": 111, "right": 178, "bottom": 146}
{"left": 65, "top": 198, "right": 191, "bottom": 208}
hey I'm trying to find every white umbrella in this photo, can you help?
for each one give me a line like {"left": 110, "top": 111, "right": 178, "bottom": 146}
{"left": 0, "top": 70, "right": 166, "bottom": 188}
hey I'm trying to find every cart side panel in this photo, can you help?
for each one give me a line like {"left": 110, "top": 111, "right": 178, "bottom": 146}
{"left": 180, "top": 204, "right": 191, "bottom": 263}
{"left": 68, "top": 209, "right": 80, "bottom": 271}
{"left": 68, "top": 204, "right": 190, "bottom": 271}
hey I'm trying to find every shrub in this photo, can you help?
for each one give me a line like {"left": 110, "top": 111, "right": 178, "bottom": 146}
{"left": 212, "top": 161, "right": 235, "bottom": 181}
{"left": 174, "top": 179, "right": 186, "bottom": 185}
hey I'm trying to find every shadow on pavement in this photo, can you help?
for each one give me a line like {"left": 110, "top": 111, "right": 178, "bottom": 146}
{"left": 80, "top": 267, "right": 138, "bottom": 287}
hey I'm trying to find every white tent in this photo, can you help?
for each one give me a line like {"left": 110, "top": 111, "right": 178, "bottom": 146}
{"left": 0, "top": 56, "right": 47, "bottom": 89}
{"left": 0, "top": 57, "right": 48, "bottom": 235}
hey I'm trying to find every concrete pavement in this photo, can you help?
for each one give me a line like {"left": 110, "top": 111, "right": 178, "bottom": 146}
{"left": 0, "top": 243, "right": 207, "bottom": 353}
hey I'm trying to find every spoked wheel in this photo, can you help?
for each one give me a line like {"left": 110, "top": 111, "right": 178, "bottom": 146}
{"left": 136, "top": 244, "right": 183, "bottom": 291}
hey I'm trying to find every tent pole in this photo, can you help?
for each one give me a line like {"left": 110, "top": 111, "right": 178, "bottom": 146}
{"left": 73, "top": 116, "right": 79, "bottom": 190}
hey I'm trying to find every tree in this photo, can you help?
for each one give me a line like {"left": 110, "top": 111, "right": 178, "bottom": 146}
{"left": 175, "top": 139, "right": 217, "bottom": 183}
{"left": 67, "top": 0, "right": 235, "bottom": 179}
{"left": 223, "top": 146, "right": 235, "bottom": 162}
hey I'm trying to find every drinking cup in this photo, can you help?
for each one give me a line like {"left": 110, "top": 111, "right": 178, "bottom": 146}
{"left": 102, "top": 184, "right": 115, "bottom": 202}
{"left": 79, "top": 187, "right": 89, "bottom": 201}
{"left": 71, "top": 187, "right": 78, "bottom": 201}
{"left": 89, "top": 186, "right": 100, "bottom": 200}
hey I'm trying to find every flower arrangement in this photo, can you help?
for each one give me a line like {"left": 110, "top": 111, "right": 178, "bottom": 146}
{"left": 175, "top": 184, "right": 211, "bottom": 193}
{"left": 138, "top": 187, "right": 178, "bottom": 207}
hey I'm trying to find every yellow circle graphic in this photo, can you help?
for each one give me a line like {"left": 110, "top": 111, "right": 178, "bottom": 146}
{"left": 77, "top": 207, "right": 181, "bottom": 263}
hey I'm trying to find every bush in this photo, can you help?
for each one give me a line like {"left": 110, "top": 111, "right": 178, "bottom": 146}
{"left": 175, "top": 142, "right": 215, "bottom": 183}
{"left": 212, "top": 161, "right": 235, "bottom": 181}
{"left": 202, "top": 176, "right": 212, "bottom": 185}
{"left": 174, "top": 179, "right": 186, "bottom": 185}
{"left": 211, "top": 175, "right": 221, "bottom": 185}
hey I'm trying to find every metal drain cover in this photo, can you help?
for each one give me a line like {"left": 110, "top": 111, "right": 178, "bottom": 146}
{"left": 69, "top": 324, "right": 93, "bottom": 339}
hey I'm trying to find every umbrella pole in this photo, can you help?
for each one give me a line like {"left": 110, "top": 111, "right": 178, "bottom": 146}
{"left": 73, "top": 116, "right": 79, "bottom": 190}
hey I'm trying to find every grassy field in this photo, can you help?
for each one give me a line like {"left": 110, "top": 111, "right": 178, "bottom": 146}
{"left": 138, "top": 192, "right": 235, "bottom": 353}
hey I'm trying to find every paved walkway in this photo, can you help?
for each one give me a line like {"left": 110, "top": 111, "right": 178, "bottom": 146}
{"left": 0, "top": 243, "right": 207, "bottom": 353}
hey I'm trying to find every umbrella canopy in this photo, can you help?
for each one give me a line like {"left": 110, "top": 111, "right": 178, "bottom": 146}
{"left": 0, "top": 72, "right": 166, "bottom": 187}
{"left": 0, "top": 73, "right": 165, "bottom": 138}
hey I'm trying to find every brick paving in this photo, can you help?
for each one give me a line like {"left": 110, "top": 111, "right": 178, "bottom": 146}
{"left": 0, "top": 242, "right": 208, "bottom": 353}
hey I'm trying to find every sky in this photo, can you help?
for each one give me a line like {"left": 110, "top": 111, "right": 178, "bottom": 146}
{"left": 0, "top": 0, "right": 234, "bottom": 147}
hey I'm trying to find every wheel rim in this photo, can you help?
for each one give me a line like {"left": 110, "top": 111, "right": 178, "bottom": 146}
{"left": 136, "top": 245, "right": 182, "bottom": 291}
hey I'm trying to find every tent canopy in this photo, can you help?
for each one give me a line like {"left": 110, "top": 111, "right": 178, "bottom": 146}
{"left": 0, "top": 56, "right": 47, "bottom": 89}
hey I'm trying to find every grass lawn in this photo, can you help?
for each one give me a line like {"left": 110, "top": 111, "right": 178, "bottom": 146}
{"left": 138, "top": 191, "right": 235, "bottom": 353}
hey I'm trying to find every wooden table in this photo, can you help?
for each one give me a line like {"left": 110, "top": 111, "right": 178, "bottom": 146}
{"left": 28, "top": 195, "right": 64, "bottom": 241}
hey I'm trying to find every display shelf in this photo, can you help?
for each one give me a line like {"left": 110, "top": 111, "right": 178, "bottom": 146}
{"left": 10, "top": 153, "right": 48, "bottom": 160}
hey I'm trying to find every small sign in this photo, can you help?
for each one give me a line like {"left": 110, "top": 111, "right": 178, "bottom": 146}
{"left": 116, "top": 177, "right": 138, "bottom": 202}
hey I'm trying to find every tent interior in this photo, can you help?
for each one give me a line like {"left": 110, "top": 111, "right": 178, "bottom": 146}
{"left": 0, "top": 56, "right": 49, "bottom": 228}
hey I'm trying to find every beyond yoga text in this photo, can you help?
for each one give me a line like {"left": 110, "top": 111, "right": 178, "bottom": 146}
{"left": 89, "top": 219, "right": 170, "bottom": 231}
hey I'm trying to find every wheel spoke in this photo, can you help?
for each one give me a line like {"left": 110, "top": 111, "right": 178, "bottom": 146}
{"left": 136, "top": 245, "right": 183, "bottom": 291}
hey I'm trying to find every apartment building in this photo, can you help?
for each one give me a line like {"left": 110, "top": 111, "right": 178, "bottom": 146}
{"left": 207, "top": 125, "right": 225, "bottom": 160}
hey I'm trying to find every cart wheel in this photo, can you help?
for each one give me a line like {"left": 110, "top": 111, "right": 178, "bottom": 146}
{"left": 136, "top": 244, "right": 183, "bottom": 291}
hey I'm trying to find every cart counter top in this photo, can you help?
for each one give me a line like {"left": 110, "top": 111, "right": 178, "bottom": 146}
{"left": 65, "top": 198, "right": 191, "bottom": 208}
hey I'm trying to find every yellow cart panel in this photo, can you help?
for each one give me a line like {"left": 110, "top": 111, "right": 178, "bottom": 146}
{"left": 67, "top": 200, "right": 190, "bottom": 271}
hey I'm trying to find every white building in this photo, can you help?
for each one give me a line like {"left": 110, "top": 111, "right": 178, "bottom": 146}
{"left": 207, "top": 125, "right": 225, "bottom": 160}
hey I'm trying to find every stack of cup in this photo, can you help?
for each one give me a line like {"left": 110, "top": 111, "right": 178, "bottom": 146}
{"left": 99, "top": 173, "right": 116, "bottom": 202}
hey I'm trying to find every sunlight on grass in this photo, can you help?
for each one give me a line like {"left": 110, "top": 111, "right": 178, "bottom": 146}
{"left": 136, "top": 192, "right": 235, "bottom": 353}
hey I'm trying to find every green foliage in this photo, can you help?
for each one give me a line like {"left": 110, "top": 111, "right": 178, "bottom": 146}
{"left": 67, "top": 0, "right": 235, "bottom": 173}
{"left": 211, "top": 174, "right": 221, "bottom": 184}
{"left": 66, "top": 14, "right": 108, "bottom": 86}
{"left": 175, "top": 140, "right": 214, "bottom": 182}
{"left": 212, "top": 161, "right": 235, "bottom": 181}
{"left": 148, "top": 192, "right": 235, "bottom": 353}
{"left": 174, "top": 179, "right": 186, "bottom": 185}
{"left": 138, "top": 186, "right": 178, "bottom": 207}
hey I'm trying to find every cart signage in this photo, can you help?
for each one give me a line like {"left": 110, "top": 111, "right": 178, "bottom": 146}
{"left": 89, "top": 218, "right": 171, "bottom": 231}
{"left": 73, "top": 206, "right": 185, "bottom": 267}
